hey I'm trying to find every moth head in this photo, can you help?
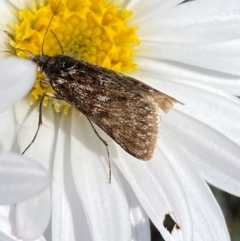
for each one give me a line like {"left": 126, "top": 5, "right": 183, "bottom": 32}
{"left": 15, "top": 48, "right": 50, "bottom": 71}
{"left": 32, "top": 54, "right": 50, "bottom": 71}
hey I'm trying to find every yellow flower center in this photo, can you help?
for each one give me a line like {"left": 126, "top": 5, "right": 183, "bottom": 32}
{"left": 10, "top": 0, "right": 139, "bottom": 114}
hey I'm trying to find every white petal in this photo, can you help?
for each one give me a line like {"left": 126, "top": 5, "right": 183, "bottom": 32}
{"left": 0, "top": 1, "right": 17, "bottom": 27}
{"left": 139, "top": 0, "right": 240, "bottom": 43}
{"left": 0, "top": 1, "right": 18, "bottom": 53}
{"left": 0, "top": 205, "right": 47, "bottom": 241}
{"left": 162, "top": 109, "right": 240, "bottom": 197}
{"left": 114, "top": 146, "right": 192, "bottom": 241}
{"left": 0, "top": 108, "right": 17, "bottom": 151}
{"left": 13, "top": 98, "right": 33, "bottom": 128}
{"left": 127, "top": 0, "right": 184, "bottom": 23}
{"left": 135, "top": 57, "right": 240, "bottom": 96}
{"left": 160, "top": 132, "right": 230, "bottom": 241}
{"left": 0, "top": 205, "right": 18, "bottom": 241}
{"left": 0, "top": 151, "right": 50, "bottom": 205}
{"left": 16, "top": 105, "right": 56, "bottom": 240}
{"left": 139, "top": 40, "right": 240, "bottom": 76}
{"left": 52, "top": 114, "right": 92, "bottom": 241}
{"left": 16, "top": 190, "right": 51, "bottom": 240}
{"left": 0, "top": 98, "right": 32, "bottom": 152}
{"left": 71, "top": 111, "right": 132, "bottom": 241}
{"left": 118, "top": 171, "right": 151, "bottom": 241}
{"left": 0, "top": 58, "right": 36, "bottom": 113}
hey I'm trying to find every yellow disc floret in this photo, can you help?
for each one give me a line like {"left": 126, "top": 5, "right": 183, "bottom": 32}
{"left": 10, "top": 0, "right": 139, "bottom": 113}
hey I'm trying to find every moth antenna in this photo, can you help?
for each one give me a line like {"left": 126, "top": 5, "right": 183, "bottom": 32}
{"left": 14, "top": 48, "right": 36, "bottom": 60}
{"left": 42, "top": 0, "right": 62, "bottom": 54}
{"left": 50, "top": 29, "right": 64, "bottom": 54}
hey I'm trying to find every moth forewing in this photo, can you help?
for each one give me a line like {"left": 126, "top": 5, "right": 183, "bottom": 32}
{"left": 31, "top": 54, "right": 182, "bottom": 161}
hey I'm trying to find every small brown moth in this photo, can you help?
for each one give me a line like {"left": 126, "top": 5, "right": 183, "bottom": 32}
{"left": 31, "top": 54, "right": 182, "bottom": 161}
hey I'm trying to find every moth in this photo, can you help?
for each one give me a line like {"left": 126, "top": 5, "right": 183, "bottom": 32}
{"left": 26, "top": 53, "right": 182, "bottom": 161}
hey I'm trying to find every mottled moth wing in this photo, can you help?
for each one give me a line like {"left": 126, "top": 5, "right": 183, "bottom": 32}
{"left": 43, "top": 55, "right": 181, "bottom": 160}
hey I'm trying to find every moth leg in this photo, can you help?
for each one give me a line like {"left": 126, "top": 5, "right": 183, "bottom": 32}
{"left": 22, "top": 93, "right": 46, "bottom": 155}
{"left": 87, "top": 118, "right": 112, "bottom": 184}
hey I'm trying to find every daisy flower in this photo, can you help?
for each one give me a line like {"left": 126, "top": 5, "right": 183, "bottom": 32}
{"left": 0, "top": 0, "right": 240, "bottom": 241}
